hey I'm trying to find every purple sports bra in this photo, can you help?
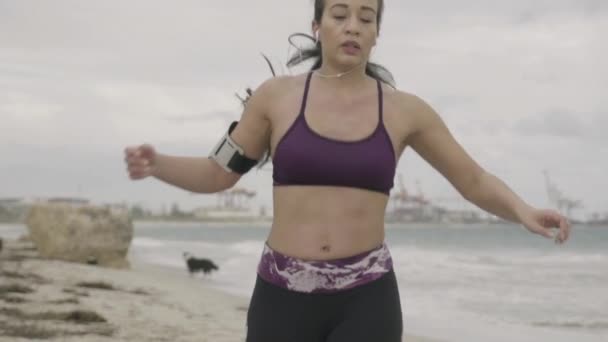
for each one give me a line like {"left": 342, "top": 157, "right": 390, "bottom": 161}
{"left": 272, "top": 72, "right": 396, "bottom": 195}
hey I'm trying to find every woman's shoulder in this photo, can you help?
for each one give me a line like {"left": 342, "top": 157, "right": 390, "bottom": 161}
{"left": 255, "top": 73, "right": 307, "bottom": 93}
{"left": 380, "top": 84, "right": 443, "bottom": 136}
{"left": 383, "top": 85, "right": 438, "bottom": 119}
{"left": 246, "top": 73, "right": 309, "bottom": 119}
{"left": 381, "top": 84, "right": 423, "bottom": 110}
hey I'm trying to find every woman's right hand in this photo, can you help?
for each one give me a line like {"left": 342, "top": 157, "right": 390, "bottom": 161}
{"left": 124, "top": 144, "right": 157, "bottom": 180}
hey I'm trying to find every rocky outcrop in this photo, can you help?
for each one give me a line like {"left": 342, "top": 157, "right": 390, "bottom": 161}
{"left": 25, "top": 204, "right": 133, "bottom": 269}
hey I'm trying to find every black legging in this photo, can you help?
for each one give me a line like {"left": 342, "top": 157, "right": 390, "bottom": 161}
{"left": 246, "top": 269, "right": 403, "bottom": 342}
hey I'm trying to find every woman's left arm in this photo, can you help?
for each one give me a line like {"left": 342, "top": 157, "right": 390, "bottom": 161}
{"left": 402, "top": 94, "right": 570, "bottom": 244}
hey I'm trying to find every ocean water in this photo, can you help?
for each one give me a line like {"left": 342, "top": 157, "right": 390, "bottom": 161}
{"left": 2, "top": 221, "right": 607, "bottom": 342}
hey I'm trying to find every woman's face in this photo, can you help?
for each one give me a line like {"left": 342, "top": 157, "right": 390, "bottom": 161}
{"left": 314, "top": 0, "right": 379, "bottom": 68}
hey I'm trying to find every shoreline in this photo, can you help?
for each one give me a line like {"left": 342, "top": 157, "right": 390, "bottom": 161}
{"left": 0, "top": 238, "right": 443, "bottom": 342}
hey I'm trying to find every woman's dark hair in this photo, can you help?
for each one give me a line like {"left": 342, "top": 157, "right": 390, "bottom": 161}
{"left": 238, "top": 0, "right": 395, "bottom": 169}
{"left": 287, "top": 0, "right": 395, "bottom": 87}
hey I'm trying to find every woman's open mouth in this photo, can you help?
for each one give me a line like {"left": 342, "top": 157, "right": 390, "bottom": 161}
{"left": 341, "top": 40, "right": 361, "bottom": 55}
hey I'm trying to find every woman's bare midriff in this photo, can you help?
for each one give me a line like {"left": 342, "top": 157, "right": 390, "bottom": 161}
{"left": 268, "top": 186, "right": 389, "bottom": 261}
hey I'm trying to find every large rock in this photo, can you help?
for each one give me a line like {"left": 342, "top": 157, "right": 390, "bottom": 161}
{"left": 25, "top": 204, "right": 133, "bottom": 269}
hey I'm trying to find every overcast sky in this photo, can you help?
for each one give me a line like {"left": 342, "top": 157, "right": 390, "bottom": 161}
{"left": 1, "top": 0, "right": 606, "bottom": 220}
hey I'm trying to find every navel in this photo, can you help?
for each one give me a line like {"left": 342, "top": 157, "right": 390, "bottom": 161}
{"left": 321, "top": 245, "right": 331, "bottom": 253}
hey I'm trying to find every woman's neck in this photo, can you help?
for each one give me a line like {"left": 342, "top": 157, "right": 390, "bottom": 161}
{"left": 314, "top": 62, "right": 368, "bottom": 89}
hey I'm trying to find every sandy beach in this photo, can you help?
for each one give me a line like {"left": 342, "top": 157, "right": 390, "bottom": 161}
{"left": 0, "top": 238, "right": 441, "bottom": 342}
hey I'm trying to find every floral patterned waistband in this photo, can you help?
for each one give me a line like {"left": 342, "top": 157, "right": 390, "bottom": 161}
{"left": 256, "top": 242, "right": 393, "bottom": 294}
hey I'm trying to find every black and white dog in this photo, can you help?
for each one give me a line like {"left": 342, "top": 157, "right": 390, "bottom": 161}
{"left": 182, "top": 252, "right": 219, "bottom": 277}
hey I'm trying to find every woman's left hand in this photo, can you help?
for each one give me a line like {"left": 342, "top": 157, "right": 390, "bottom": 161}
{"left": 519, "top": 208, "right": 571, "bottom": 244}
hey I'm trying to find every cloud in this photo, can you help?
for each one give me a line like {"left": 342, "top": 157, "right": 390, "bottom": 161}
{"left": 590, "top": 110, "right": 608, "bottom": 142}
{"left": 0, "top": 0, "right": 605, "bottom": 218}
{"left": 513, "top": 109, "right": 587, "bottom": 138}
{"left": 162, "top": 110, "right": 237, "bottom": 124}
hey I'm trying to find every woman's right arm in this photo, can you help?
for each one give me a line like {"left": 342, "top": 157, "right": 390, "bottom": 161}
{"left": 125, "top": 77, "right": 278, "bottom": 194}
{"left": 150, "top": 154, "right": 236, "bottom": 194}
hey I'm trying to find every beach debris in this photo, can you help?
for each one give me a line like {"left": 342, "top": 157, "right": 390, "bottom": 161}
{"left": 76, "top": 281, "right": 116, "bottom": 291}
{"left": 47, "top": 297, "right": 80, "bottom": 305}
{"left": 0, "top": 283, "right": 35, "bottom": 295}
{"left": 62, "top": 287, "right": 90, "bottom": 297}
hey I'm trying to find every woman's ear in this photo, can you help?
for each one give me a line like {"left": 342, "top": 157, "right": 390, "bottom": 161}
{"left": 311, "top": 20, "right": 319, "bottom": 38}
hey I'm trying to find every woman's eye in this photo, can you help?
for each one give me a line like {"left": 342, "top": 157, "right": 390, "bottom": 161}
{"left": 334, "top": 16, "right": 346, "bottom": 20}
{"left": 361, "top": 19, "right": 372, "bottom": 23}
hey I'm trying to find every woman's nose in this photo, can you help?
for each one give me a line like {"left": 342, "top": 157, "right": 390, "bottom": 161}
{"left": 344, "top": 17, "right": 361, "bottom": 36}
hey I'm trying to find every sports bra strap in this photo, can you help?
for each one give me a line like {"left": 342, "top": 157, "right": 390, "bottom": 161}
{"left": 376, "top": 79, "right": 383, "bottom": 122}
{"left": 299, "top": 72, "right": 314, "bottom": 116}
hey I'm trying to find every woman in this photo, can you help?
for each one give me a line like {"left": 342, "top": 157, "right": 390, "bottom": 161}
{"left": 124, "top": 0, "right": 571, "bottom": 341}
